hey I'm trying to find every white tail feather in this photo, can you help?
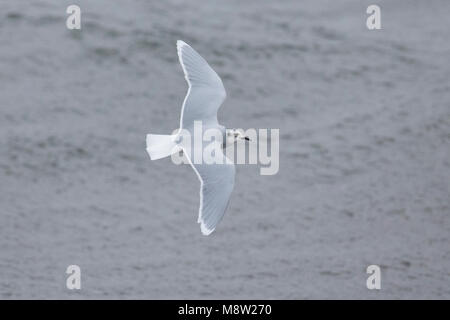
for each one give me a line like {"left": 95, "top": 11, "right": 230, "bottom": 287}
{"left": 146, "top": 134, "right": 181, "bottom": 160}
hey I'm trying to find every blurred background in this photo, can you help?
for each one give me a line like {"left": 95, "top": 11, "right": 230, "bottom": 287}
{"left": 0, "top": 0, "right": 449, "bottom": 299}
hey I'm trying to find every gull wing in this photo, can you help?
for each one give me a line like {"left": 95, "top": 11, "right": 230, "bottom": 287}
{"left": 177, "top": 40, "right": 226, "bottom": 129}
{"left": 184, "top": 143, "right": 235, "bottom": 235}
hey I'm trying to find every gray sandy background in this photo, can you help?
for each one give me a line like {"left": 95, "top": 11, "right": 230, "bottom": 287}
{"left": 0, "top": 0, "right": 449, "bottom": 299}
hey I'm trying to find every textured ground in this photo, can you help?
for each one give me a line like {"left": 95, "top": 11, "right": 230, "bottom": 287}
{"left": 0, "top": 0, "right": 449, "bottom": 299}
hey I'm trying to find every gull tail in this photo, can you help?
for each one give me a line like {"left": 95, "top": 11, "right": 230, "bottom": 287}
{"left": 146, "top": 134, "right": 181, "bottom": 160}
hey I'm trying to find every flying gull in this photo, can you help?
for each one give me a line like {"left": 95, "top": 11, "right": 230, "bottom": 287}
{"left": 146, "top": 40, "right": 249, "bottom": 235}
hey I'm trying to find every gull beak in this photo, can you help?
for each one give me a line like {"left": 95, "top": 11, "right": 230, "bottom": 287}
{"left": 244, "top": 136, "right": 251, "bottom": 141}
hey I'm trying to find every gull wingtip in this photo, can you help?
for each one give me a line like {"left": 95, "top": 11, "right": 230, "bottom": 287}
{"left": 177, "top": 40, "right": 187, "bottom": 48}
{"left": 200, "top": 222, "right": 215, "bottom": 236}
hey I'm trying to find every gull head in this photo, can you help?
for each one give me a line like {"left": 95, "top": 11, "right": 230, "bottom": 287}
{"left": 227, "top": 128, "right": 251, "bottom": 144}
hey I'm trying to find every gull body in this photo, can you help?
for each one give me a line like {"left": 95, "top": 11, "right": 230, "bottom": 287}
{"left": 146, "top": 41, "right": 247, "bottom": 235}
